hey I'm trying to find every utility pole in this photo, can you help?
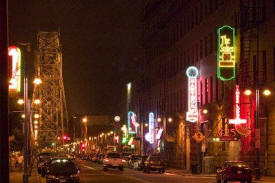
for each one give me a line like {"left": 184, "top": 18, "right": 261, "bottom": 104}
{"left": 23, "top": 77, "right": 30, "bottom": 183}
{"left": 0, "top": 0, "right": 9, "bottom": 182}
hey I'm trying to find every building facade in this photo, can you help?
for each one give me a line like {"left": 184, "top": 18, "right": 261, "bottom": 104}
{"left": 128, "top": 0, "right": 275, "bottom": 175}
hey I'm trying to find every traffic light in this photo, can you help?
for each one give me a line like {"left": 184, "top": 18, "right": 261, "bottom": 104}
{"left": 62, "top": 135, "right": 68, "bottom": 141}
{"left": 80, "top": 142, "right": 86, "bottom": 151}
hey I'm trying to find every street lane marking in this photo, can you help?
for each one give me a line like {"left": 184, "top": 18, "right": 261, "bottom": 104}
{"left": 164, "top": 173, "right": 175, "bottom": 176}
{"left": 82, "top": 165, "right": 95, "bottom": 170}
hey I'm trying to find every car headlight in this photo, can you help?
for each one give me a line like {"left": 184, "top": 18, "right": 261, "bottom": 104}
{"left": 47, "top": 175, "right": 57, "bottom": 179}
{"left": 70, "top": 174, "right": 79, "bottom": 178}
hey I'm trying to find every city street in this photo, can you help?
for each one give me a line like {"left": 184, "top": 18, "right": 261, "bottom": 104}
{"left": 12, "top": 159, "right": 272, "bottom": 183}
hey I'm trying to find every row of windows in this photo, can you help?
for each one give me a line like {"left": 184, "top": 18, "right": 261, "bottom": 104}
{"left": 150, "top": 31, "right": 216, "bottom": 85}
{"left": 252, "top": 47, "right": 275, "bottom": 84}
{"left": 145, "top": 0, "right": 225, "bottom": 61}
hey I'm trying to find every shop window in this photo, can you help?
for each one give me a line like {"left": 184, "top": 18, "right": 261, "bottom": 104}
{"left": 200, "top": 2, "right": 203, "bottom": 22}
{"left": 200, "top": 39, "right": 203, "bottom": 58}
{"left": 209, "top": 0, "right": 213, "bottom": 13}
{"left": 204, "top": 36, "right": 208, "bottom": 57}
{"left": 253, "top": 55, "right": 258, "bottom": 85}
{"left": 204, "top": 0, "right": 208, "bottom": 18}
{"left": 200, "top": 81, "right": 203, "bottom": 105}
{"left": 205, "top": 78, "right": 208, "bottom": 104}
{"left": 210, "top": 76, "right": 213, "bottom": 102}
{"left": 209, "top": 32, "right": 213, "bottom": 54}
{"left": 262, "top": 50, "right": 267, "bottom": 82}
{"left": 195, "top": 7, "right": 198, "bottom": 25}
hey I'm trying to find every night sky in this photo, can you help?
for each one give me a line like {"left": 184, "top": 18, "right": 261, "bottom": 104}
{"left": 8, "top": 0, "right": 143, "bottom": 115}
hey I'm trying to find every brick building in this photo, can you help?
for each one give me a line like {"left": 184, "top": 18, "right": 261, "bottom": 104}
{"left": 127, "top": 0, "right": 275, "bottom": 175}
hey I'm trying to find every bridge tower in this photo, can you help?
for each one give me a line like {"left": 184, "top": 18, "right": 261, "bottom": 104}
{"left": 32, "top": 32, "right": 68, "bottom": 147}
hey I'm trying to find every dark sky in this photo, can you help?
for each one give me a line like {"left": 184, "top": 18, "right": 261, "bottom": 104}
{"left": 9, "top": 0, "right": 143, "bottom": 115}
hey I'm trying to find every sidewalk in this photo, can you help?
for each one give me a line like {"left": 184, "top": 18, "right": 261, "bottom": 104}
{"left": 10, "top": 170, "right": 42, "bottom": 183}
{"left": 166, "top": 168, "right": 275, "bottom": 182}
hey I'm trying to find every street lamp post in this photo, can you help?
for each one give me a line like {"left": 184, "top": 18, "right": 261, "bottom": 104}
{"left": 244, "top": 88, "right": 271, "bottom": 179}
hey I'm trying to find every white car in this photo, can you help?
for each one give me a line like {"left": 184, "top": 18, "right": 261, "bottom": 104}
{"left": 103, "top": 152, "right": 126, "bottom": 171}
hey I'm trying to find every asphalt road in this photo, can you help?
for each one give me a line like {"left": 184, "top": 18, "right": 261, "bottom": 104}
{"left": 33, "top": 160, "right": 274, "bottom": 183}
{"left": 77, "top": 159, "right": 216, "bottom": 183}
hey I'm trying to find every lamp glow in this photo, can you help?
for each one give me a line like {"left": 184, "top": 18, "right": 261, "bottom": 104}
{"left": 82, "top": 117, "right": 87, "bottom": 123}
{"left": 263, "top": 89, "right": 271, "bottom": 96}
{"left": 202, "top": 109, "right": 208, "bottom": 114}
{"left": 33, "top": 78, "right": 42, "bottom": 85}
{"left": 244, "top": 89, "right": 252, "bottom": 96}
{"left": 34, "top": 99, "right": 41, "bottom": 105}
{"left": 17, "top": 99, "right": 24, "bottom": 105}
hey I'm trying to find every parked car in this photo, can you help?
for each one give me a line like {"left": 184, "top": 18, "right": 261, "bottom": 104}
{"left": 128, "top": 155, "right": 142, "bottom": 169}
{"left": 216, "top": 161, "right": 253, "bottom": 183}
{"left": 121, "top": 152, "right": 132, "bottom": 167}
{"left": 103, "top": 152, "right": 126, "bottom": 171}
{"left": 45, "top": 158, "right": 80, "bottom": 183}
{"left": 143, "top": 155, "right": 166, "bottom": 173}
{"left": 98, "top": 154, "right": 105, "bottom": 164}
{"left": 92, "top": 153, "right": 99, "bottom": 162}
{"left": 39, "top": 157, "right": 68, "bottom": 177}
{"left": 138, "top": 155, "right": 148, "bottom": 170}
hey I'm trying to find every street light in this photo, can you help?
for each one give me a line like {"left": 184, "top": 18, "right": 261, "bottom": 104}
{"left": 34, "top": 114, "right": 40, "bottom": 119}
{"left": 82, "top": 117, "right": 87, "bottom": 123}
{"left": 263, "top": 89, "right": 271, "bottom": 96}
{"left": 21, "top": 114, "right": 26, "bottom": 119}
{"left": 168, "top": 117, "right": 173, "bottom": 123}
{"left": 202, "top": 109, "right": 208, "bottom": 114}
{"left": 157, "top": 117, "right": 162, "bottom": 122}
{"left": 33, "top": 120, "right": 38, "bottom": 125}
{"left": 114, "top": 116, "right": 120, "bottom": 122}
{"left": 17, "top": 99, "right": 24, "bottom": 105}
{"left": 244, "top": 89, "right": 252, "bottom": 96}
{"left": 33, "top": 78, "right": 42, "bottom": 85}
{"left": 244, "top": 87, "right": 272, "bottom": 179}
{"left": 34, "top": 99, "right": 41, "bottom": 105}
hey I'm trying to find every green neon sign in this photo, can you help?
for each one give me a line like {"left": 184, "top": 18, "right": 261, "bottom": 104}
{"left": 217, "top": 25, "right": 235, "bottom": 81}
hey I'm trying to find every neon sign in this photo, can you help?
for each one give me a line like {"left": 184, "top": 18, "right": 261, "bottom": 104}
{"left": 145, "top": 112, "right": 155, "bottom": 144}
{"left": 8, "top": 46, "right": 21, "bottom": 92}
{"left": 217, "top": 25, "right": 235, "bottom": 81}
{"left": 186, "top": 66, "right": 199, "bottom": 123}
{"left": 128, "top": 111, "right": 137, "bottom": 134}
{"left": 229, "top": 85, "right": 247, "bottom": 124}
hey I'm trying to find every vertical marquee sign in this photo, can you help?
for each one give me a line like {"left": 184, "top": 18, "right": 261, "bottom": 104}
{"left": 128, "top": 111, "right": 137, "bottom": 134}
{"left": 186, "top": 66, "right": 199, "bottom": 123}
{"left": 145, "top": 112, "right": 155, "bottom": 144}
{"left": 8, "top": 46, "right": 22, "bottom": 92}
{"left": 229, "top": 85, "right": 247, "bottom": 124}
{"left": 217, "top": 25, "right": 235, "bottom": 81}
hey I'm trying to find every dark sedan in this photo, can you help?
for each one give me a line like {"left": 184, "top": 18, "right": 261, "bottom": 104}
{"left": 143, "top": 155, "right": 166, "bottom": 173}
{"left": 46, "top": 159, "right": 80, "bottom": 183}
{"left": 216, "top": 161, "right": 253, "bottom": 183}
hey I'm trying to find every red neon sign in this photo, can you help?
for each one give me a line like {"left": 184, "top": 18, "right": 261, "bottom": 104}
{"left": 229, "top": 85, "right": 247, "bottom": 124}
{"left": 8, "top": 46, "right": 21, "bottom": 92}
